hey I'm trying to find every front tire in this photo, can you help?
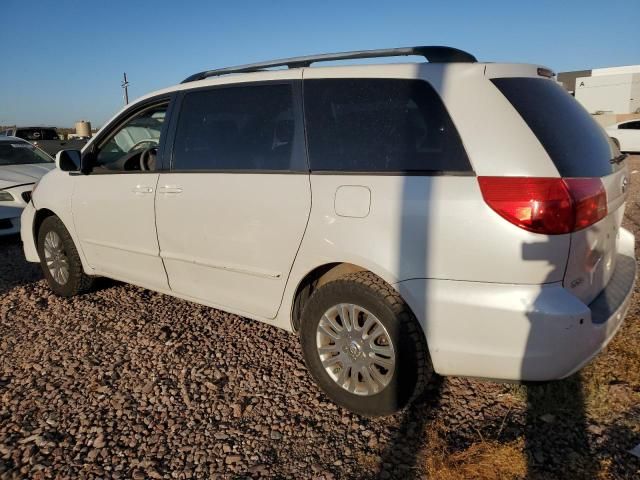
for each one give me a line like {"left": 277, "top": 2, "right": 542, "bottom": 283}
{"left": 299, "top": 271, "right": 432, "bottom": 416}
{"left": 37, "top": 216, "right": 93, "bottom": 296}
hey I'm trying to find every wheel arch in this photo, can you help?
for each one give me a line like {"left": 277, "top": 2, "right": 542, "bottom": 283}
{"left": 33, "top": 208, "right": 57, "bottom": 243}
{"left": 32, "top": 207, "right": 92, "bottom": 275}
{"left": 290, "top": 262, "right": 419, "bottom": 333}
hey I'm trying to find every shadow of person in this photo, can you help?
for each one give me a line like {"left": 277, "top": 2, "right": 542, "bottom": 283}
{"left": 522, "top": 239, "right": 600, "bottom": 479}
{"left": 370, "top": 65, "right": 460, "bottom": 478}
{"left": 0, "top": 233, "right": 41, "bottom": 294}
{"left": 375, "top": 377, "right": 444, "bottom": 479}
{"left": 524, "top": 374, "right": 597, "bottom": 478}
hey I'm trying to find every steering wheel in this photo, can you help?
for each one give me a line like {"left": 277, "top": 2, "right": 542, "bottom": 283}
{"left": 139, "top": 146, "right": 158, "bottom": 171}
{"left": 129, "top": 138, "right": 158, "bottom": 152}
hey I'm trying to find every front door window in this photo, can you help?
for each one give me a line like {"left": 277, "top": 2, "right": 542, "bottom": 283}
{"left": 93, "top": 104, "right": 167, "bottom": 172}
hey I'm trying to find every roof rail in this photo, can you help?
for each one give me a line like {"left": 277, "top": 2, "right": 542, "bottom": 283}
{"left": 181, "top": 46, "right": 476, "bottom": 83}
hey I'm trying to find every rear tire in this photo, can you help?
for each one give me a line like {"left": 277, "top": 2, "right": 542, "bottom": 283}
{"left": 37, "top": 216, "right": 94, "bottom": 297}
{"left": 299, "top": 271, "right": 432, "bottom": 416}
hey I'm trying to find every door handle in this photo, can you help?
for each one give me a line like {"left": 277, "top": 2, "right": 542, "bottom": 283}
{"left": 132, "top": 185, "right": 154, "bottom": 194}
{"left": 159, "top": 185, "right": 183, "bottom": 194}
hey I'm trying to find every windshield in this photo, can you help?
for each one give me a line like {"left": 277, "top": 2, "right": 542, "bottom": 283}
{"left": 0, "top": 142, "right": 54, "bottom": 165}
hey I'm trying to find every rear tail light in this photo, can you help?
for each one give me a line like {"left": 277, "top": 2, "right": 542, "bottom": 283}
{"left": 478, "top": 177, "right": 607, "bottom": 235}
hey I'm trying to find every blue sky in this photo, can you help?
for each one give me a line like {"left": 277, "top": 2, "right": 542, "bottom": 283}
{"left": 1, "top": 0, "right": 638, "bottom": 127}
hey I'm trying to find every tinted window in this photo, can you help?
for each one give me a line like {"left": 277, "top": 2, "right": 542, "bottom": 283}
{"left": 0, "top": 141, "right": 53, "bottom": 165}
{"left": 15, "top": 128, "right": 42, "bottom": 141}
{"left": 173, "top": 84, "right": 303, "bottom": 171}
{"left": 303, "top": 79, "right": 470, "bottom": 173}
{"left": 40, "top": 129, "right": 59, "bottom": 140}
{"left": 94, "top": 104, "right": 167, "bottom": 172}
{"left": 619, "top": 121, "right": 640, "bottom": 130}
{"left": 492, "top": 78, "right": 617, "bottom": 177}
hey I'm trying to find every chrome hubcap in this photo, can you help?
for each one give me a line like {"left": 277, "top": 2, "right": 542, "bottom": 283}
{"left": 316, "top": 303, "right": 395, "bottom": 396}
{"left": 43, "top": 231, "right": 69, "bottom": 285}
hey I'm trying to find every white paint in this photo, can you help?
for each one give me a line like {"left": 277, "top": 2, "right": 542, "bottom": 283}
{"left": 72, "top": 173, "right": 169, "bottom": 290}
{"left": 606, "top": 121, "right": 640, "bottom": 152}
{"left": 20, "top": 59, "right": 636, "bottom": 384}
{"left": 334, "top": 185, "right": 371, "bottom": 218}
{"left": 575, "top": 73, "right": 640, "bottom": 114}
{"left": 155, "top": 172, "right": 311, "bottom": 319}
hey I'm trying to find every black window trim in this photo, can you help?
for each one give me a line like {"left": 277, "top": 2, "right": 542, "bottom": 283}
{"left": 310, "top": 169, "right": 476, "bottom": 176}
{"left": 619, "top": 120, "right": 640, "bottom": 130}
{"left": 301, "top": 77, "right": 475, "bottom": 176}
{"left": 167, "top": 79, "right": 309, "bottom": 174}
{"left": 76, "top": 77, "right": 478, "bottom": 177}
{"left": 75, "top": 93, "right": 177, "bottom": 176}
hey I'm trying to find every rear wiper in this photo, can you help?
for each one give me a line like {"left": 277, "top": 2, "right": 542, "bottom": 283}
{"left": 610, "top": 153, "right": 628, "bottom": 164}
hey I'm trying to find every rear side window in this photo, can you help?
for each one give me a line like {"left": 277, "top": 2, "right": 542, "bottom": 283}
{"left": 173, "top": 83, "right": 304, "bottom": 171}
{"left": 303, "top": 79, "right": 471, "bottom": 173}
{"left": 40, "top": 129, "right": 59, "bottom": 140}
{"left": 492, "top": 78, "right": 616, "bottom": 177}
{"left": 619, "top": 121, "right": 640, "bottom": 130}
{"left": 15, "top": 128, "right": 42, "bottom": 140}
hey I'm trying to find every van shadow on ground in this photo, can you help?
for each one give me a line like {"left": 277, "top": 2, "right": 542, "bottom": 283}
{"left": 0, "top": 234, "right": 41, "bottom": 294}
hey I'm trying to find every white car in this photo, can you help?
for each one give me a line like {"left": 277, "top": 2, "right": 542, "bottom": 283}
{"left": 20, "top": 46, "right": 636, "bottom": 416}
{"left": 606, "top": 119, "right": 640, "bottom": 152}
{"left": 0, "top": 137, "right": 54, "bottom": 235}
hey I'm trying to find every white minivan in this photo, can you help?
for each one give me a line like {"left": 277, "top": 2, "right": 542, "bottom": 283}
{"left": 21, "top": 47, "right": 636, "bottom": 416}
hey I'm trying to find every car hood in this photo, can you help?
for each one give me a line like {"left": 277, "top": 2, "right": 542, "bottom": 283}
{"left": 0, "top": 163, "right": 55, "bottom": 190}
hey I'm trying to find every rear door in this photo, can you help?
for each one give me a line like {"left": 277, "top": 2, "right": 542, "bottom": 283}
{"left": 492, "top": 77, "right": 628, "bottom": 303}
{"left": 155, "top": 78, "right": 311, "bottom": 318}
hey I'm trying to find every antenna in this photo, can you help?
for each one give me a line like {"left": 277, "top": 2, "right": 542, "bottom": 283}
{"left": 121, "top": 72, "right": 130, "bottom": 105}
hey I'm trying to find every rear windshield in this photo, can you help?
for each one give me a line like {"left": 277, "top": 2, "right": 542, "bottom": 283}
{"left": 492, "top": 77, "right": 617, "bottom": 177}
{"left": 0, "top": 142, "right": 53, "bottom": 165}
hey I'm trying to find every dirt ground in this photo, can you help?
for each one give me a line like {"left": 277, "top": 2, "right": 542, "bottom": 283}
{"left": 1, "top": 158, "right": 639, "bottom": 479}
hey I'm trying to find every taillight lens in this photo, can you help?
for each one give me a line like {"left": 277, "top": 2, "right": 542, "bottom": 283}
{"left": 478, "top": 177, "right": 607, "bottom": 235}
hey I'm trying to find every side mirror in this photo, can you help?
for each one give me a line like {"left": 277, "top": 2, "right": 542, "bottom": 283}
{"left": 55, "top": 149, "right": 81, "bottom": 172}
{"left": 80, "top": 150, "right": 95, "bottom": 174}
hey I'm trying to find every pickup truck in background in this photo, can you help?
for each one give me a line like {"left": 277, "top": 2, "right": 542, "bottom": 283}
{"left": 0, "top": 127, "right": 87, "bottom": 156}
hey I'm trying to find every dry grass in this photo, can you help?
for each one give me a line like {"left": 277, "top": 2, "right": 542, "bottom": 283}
{"left": 580, "top": 313, "right": 640, "bottom": 418}
{"left": 423, "top": 426, "right": 527, "bottom": 480}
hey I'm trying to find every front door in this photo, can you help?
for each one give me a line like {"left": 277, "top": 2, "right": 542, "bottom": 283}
{"left": 155, "top": 80, "right": 311, "bottom": 318}
{"left": 72, "top": 101, "right": 170, "bottom": 290}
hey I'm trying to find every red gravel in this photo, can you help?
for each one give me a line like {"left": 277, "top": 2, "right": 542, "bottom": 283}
{"left": 1, "top": 157, "right": 639, "bottom": 479}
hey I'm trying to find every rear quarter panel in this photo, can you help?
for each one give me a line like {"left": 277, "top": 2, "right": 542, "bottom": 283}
{"left": 276, "top": 63, "right": 572, "bottom": 329}
{"left": 274, "top": 173, "right": 570, "bottom": 330}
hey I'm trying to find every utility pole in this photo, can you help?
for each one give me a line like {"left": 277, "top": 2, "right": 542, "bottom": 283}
{"left": 121, "top": 72, "right": 130, "bottom": 105}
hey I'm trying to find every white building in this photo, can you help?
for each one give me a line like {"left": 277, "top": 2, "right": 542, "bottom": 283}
{"left": 574, "top": 65, "right": 640, "bottom": 114}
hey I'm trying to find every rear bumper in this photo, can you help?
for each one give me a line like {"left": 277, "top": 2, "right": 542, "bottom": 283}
{"left": 395, "top": 228, "right": 636, "bottom": 381}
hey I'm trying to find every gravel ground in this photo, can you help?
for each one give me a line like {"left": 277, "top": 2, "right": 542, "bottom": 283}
{"left": 1, "top": 158, "right": 640, "bottom": 479}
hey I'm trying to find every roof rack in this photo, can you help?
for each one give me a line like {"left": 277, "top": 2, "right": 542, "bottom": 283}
{"left": 181, "top": 46, "right": 477, "bottom": 83}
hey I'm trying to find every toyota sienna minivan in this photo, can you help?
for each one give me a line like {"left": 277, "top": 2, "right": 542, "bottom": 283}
{"left": 21, "top": 46, "right": 636, "bottom": 416}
